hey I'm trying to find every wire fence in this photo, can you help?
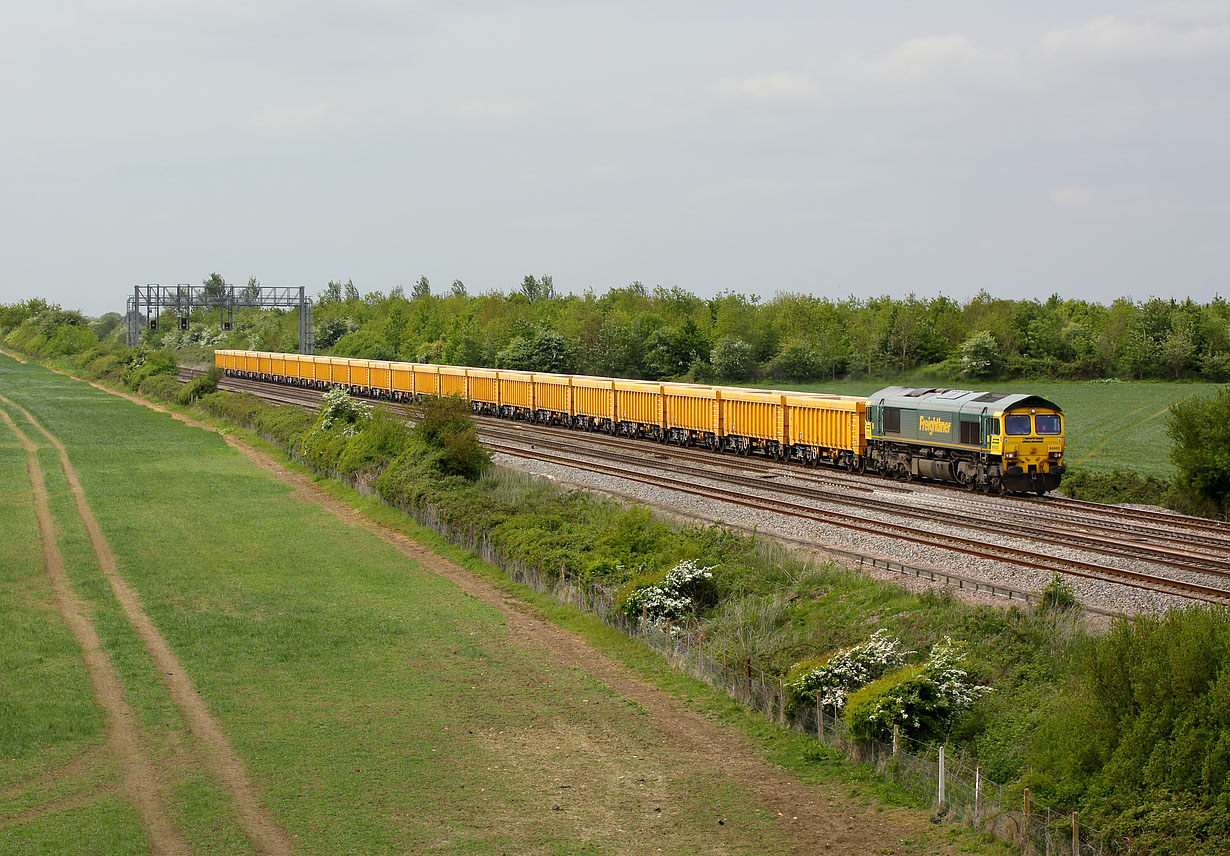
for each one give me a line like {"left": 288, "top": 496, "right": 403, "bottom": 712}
{"left": 267, "top": 444, "right": 1115, "bottom": 856}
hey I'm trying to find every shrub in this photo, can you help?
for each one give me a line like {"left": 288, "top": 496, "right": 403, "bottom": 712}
{"left": 408, "top": 395, "right": 491, "bottom": 480}
{"left": 1027, "top": 606, "right": 1230, "bottom": 852}
{"left": 1038, "top": 573, "right": 1078, "bottom": 614}
{"left": 175, "top": 366, "right": 223, "bottom": 405}
{"left": 845, "top": 637, "right": 990, "bottom": 742}
{"left": 122, "top": 349, "right": 177, "bottom": 390}
{"left": 619, "top": 559, "right": 716, "bottom": 627}
{"left": 785, "top": 629, "right": 909, "bottom": 712}
{"left": 319, "top": 386, "right": 369, "bottom": 432}
{"left": 1168, "top": 388, "right": 1230, "bottom": 517}
{"left": 138, "top": 374, "right": 183, "bottom": 401}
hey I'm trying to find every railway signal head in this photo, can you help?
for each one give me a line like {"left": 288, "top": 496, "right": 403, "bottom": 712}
{"left": 222, "top": 320, "right": 232, "bottom": 331}
{"left": 179, "top": 316, "right": 189, "bottom": 331}
{"left": 148, "top": 318, "right": 158, "bottom": 330}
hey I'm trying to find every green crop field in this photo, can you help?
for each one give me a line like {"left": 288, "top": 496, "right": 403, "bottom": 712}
{"left": 758, "top": 378, "right": 1227, "bottom": 478}
{"left": 0, "top": 354, "right": 987, "bottom": 856}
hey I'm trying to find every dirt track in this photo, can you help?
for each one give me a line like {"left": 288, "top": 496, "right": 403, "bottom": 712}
{"left": 0, "top": 392, "right": 295, "bottom": 856}
{"left": 0, "top": 401, "right": 189, "bottom": 856}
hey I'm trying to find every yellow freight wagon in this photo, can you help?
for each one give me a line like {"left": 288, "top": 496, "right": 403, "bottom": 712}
{"left": 281, "top": 353, "right": 301, "bottom": 382}
{"left": 328, "top": 356, "right": 353, "bottom": 387}
{"left": 439, "top": 366, "right": 468, "bottom": 398}
{"left": 355, "top": 359, "right": 378, "bottom": 391}
{"left": 721, "top": 389, "right": 787, "bottom": 456}
{"left": 467, "top": 369, "right": 500, "bottom": 410}
{"left": 498, "top": 371, "right": 535, "bottom": 414}
{"left": 412, "top": 364, "right": 441, "bottom": 398}
{"left": 531, "top": 373, "right": 572, "bottom": 420}
{"left": 784, "top": 394, "right": 866, "bottom": 468}
{"left": 368, "top": 360, "right": 392, "bottom": 396}
{"left": 390, "top": 363, "right": 413, "bottom": 399}
{"left": 614, "top": 380, "right": 663, "bottom": 436}
{"left": 661, "top": 383, "right": 718, "bottom": 445}
{"left": 572, "top": 376, "right": 615, "bottom": 428}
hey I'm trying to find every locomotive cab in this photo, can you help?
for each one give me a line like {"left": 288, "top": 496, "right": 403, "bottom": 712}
{"left": 998, "top": 406, "right": 1065, "bottom": 494}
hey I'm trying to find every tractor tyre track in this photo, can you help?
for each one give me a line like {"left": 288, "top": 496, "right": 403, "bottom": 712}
{"left": 0, "top": 405, "right": 188, "bottom": 856}
{"left": 0, "top": 395, "right": 294, "bottom": 856}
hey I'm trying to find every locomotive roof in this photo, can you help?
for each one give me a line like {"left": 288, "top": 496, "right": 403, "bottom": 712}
{"left": 868, "top": 386, "right": 1062, "bottom": 413}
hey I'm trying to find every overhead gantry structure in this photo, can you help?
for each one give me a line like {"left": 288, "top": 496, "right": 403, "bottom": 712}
{"left": 124, "top": 283, "right": 314, "bottom": 354}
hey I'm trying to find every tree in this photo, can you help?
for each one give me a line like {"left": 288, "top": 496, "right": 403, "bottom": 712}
{"left": 520, "top": 275, "right": 540, "bottom": 302}
{"left": 315, "top": 317, "right": 350, "bottom": 349}
{"left": 319, "top": 281, "right": 343, "bottom": 305}
{"left": 1168, "top": 389, "right": 1230, "bottom": 516}
{"left": 343, "top": 279, "right": 360, "bottom": 303}
{"left": 412, "top": 276, "right": 431, "bottom": 301}
{"left": 202, "top": 272, "right": 226, "bottom": 307}
{"left": 959, "top": 331, "right": 1001, "bottom": 378}
{"left": 710, "top": 336, "right": 754, "bottom": 381}
{"left": 242, "top": 276, "right": 261, "bottom": 304}
{"left": 450, "top": 280, "right": 467, "bottom": 298}
{"left": 768, "top": 339, "right": 818, "bottom": 382}
{"left": 495, "top": 328, "right": 576, "bottom": 373}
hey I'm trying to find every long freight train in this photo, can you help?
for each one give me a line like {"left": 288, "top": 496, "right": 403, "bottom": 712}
{"left": 215, "top": 350, "right": 1066, "bottom": 495}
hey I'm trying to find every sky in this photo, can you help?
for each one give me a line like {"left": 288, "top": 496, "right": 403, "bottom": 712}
{"left": 1, "top": 0, "right": 1228, "bottom": 316}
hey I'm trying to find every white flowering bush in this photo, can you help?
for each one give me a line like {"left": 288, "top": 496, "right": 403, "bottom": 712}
{"left": 320, "top": 387, "right": 370, "bottom": 436}
{"left": 845, "top": 637, "right": 991, "bottom": 742}
{"left": 620, "top": 560, "right": 715, "bottom": 627}
{"left": 785, "top": 630, "right": 909, "bottom": 712}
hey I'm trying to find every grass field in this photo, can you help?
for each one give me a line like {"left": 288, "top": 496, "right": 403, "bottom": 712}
{"left": 0, "top": 354, "right": 995, "bottom": 855}
{"left": 759, "top": 378, "right": 1226, "bottom": 478}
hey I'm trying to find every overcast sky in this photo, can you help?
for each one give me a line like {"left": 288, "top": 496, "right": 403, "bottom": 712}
{"left": 2, "top": 1, "right": 1227, "bottom": 316}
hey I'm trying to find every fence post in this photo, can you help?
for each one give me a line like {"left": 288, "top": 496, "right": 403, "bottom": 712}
{"left": 745, "top": 659, "right": 753, "bottom": 702}
{"left": 938, "top": 746, "right": 946, "bottom": 808}
{"left": 778, "top": 680, "right": 787, "bottom": 726}
{"left": 975, "top": 766, "right": 982, "bottom": 817}
{"left": 1072, "top": 812, "right": 1079, "bottom": 854}
{"left": 816, "top": 695, "right": 824, "bottom": 739}
{"left": 1023, "top": 787, "right": 1031, "bottom": 850}
{"left": 892, "top": 724, "right": 899, "bottom": 758}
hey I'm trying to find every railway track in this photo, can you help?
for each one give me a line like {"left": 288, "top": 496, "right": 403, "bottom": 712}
{"left": 181, "top": 368, "right": 1230, "bottom": 606}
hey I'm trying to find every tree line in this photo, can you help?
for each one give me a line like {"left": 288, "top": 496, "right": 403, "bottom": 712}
{"left": 295, "top": 278, "right": 1229, "bottom": 383}
{"left": 4, "top": 278, "right": 1230, "bottom": 385}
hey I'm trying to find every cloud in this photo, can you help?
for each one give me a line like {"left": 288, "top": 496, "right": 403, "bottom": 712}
{"left": 714, "top": 72, "right": 814, "bottom": 101}
{"left": 1049, "top": 186, "right": 1095, "bottom": 209}
{"left": 842, "top": 34, "right": 1027, "bottom": 92}
{"left": 1041, "top": 6, "right": 1230, "bottom": 63}
{"left": 873, "top": 34, "right": 979, "bottom": 84}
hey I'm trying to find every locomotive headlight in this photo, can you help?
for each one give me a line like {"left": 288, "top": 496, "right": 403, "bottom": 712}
{"left": 1004, "top": 451, "right": 1019, "bottom": 460}
{"left": 1049, "top": 451, "right": 1062, "bottom": 459}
